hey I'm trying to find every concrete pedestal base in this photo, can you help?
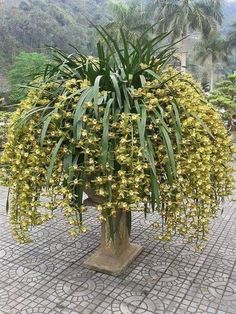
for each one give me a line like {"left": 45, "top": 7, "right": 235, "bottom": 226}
{"left": 83, "top": 209, "right": 143, "bottom": 275}
{"left": 232, "top": 131, "right": 236, "bottom": 143}
{"left": 84, "top": 243, "right": 143, "bottom": 275}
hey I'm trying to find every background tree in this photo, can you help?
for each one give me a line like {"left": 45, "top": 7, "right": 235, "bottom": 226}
{"left": 8, "top": 52, "right": 48, "bottom": 103}
{"left": 0, "top": 0, "right": 109, "bottom": 72}
{"left": 194, "top": 31, "right": 228, "bottom": 91}
{"left": 201, "top": 71, "right": 210, "bottom": 92}
{"left": 106, "top": 0, "right": 151, "bottom": 42}
{"left": 150, "top": 0, "right": 223, "bottom": 71}
{"left": 208, "top": 74, "right": 236, "bottom": 121}
{"left": 227, "top": 22, "right": 236, "bottom": 51}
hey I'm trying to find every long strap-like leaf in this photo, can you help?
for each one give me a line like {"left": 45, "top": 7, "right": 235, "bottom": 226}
{"left": 101, "top": 98, "right": 114, "bottom": 167}
{"left": 73, "top": 87, "right": 95, "bottom": 140}
{"left": 159, "top": 125, "right": 176, "bottom": 181}
{"left": 47, "top": 137, "right": 64, "bottom": 185}
{"left": 40, "top": 114, "right": 54, "bottom": 146}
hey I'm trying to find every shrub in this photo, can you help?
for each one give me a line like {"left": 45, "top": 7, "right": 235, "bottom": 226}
{"left": 208, "top": 74, "right": 236, "bottom": 122}
{"left": 8, "top": 52, "right": 48, "bottom": 103}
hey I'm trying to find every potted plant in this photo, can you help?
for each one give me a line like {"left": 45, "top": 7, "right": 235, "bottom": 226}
{"left": 1, "top": 28, "right": 233, "bottom": 275}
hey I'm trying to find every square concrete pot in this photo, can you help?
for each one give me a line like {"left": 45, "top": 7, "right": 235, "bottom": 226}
{"left": 84, "top": 210, "right": 143, "bottom": 275}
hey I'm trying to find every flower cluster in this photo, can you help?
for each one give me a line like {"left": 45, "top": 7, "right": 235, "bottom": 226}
{"left": 1, "top": 67, "right": 234, "bottom": 247}
{"left": 139, "top": 69, "right": 234, "bottom": 248}
{"left": 0, "top": 111, "right": 10, "bottom": 148}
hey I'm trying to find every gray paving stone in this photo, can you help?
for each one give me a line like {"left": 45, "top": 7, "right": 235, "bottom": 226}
{"left": 1, "top": 184, "right": 236, "bottom": 313}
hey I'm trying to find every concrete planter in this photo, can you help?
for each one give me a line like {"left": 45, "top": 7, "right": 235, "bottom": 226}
{"left": 84, "top": 204, "right": 143, "bottom": 275}
{"left": 231, "top": 130, "right": 236, "bottom": 143}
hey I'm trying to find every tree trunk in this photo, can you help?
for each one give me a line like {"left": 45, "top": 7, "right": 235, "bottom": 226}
{"left": 180, "top": 50, "right": 188, "bottom": 72}
{"left": 210, "top": 55, "right": 214, "bottom": 91}
{"left": 84, "top": 210, "right": 143, "bottom": 275}
{"left": 180, "top": 31, "right": 188, "bottom": 72}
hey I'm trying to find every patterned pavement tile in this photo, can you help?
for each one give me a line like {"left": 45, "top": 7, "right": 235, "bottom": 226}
{"left": 174, "top": 277, "right": 236, "bottom": 314}
{"left": 1, "top": 185, "right": 236, "bottom": 313}
{"left": 103, "top": 290, "right": 158, "bottom": 313}
{"left": 0, "top": 278, "right": 58, "bottom": 313}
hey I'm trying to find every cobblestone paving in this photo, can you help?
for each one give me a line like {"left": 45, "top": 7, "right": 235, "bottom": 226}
{"left": 0, "top": 186, "right": 236, "bottom": 314}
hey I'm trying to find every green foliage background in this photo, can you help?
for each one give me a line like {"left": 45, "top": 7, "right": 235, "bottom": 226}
{"left": 0, "top": 0, "right": 109, "bottom": 72}
{"left": 208, "top": 74, "right": 236, "bottom": 121}
{"left": 8, "top": 52, "right": 48, "bottom": 103}
{"left": 1, "top": 0, "right": 235, "bottom": 73}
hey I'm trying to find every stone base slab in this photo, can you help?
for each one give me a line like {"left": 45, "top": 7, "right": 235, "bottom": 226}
{"left": 84, "top": 243, "right": 143, "bottom": 276}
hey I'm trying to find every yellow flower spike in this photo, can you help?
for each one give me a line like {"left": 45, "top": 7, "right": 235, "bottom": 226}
{"left": 99, "top": 215, "right": 106, "bottom": 222}
{"left": 96, "top": 205, "right": 103, "bottom": 212}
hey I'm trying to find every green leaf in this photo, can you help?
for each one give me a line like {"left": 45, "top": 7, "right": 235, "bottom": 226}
{"left": 136, "top": 104, "right": 147, "bottom": 149}
{"left": 75, "top": 183, "right": 84, "bottom": 224}
{"left": 122, "top": 84, "right": 131, "bottom": 112}
{"left": 98, "top": 26, "right": 127, "bottom": 71}
{"left": 126, "top": 211, "right": 132, "bottom": 236}
{"left": 120, "top": 28, "right": 129, "bottom": 66}
{"left": 150, "top": 171, "right": 160, "bottom": 211}
{"left": 114, "top": 206, "right": 121, "bottom": 227}
{"left": 17, "top": 106, "right": 54, "bottom": 128}
{"left": 169, "top": 101, "right": 182, "bottom": 150}
{"left": 144, "top": 69, "right": 161, "bottom": 80}
{"left": 93, "top": 25, "right": 120, "bottom": 68}
{"left": 110, "top": 74, "right": 122, "bottom": 109}
{"left": 93, "top": 75, "right": 103, "bottom": 117}
{"left": 159, "top": 126, "right": 176, "bottom": 181}
{"left": 47, "top": 137, "right": 64, "bottom": 184}
{"left": 144, "top": 203, "right": 148, "bottom": 219}
{"left": 139, "top": 75, "right": 146, "bottom": 87}
{"left": 40, "top": 114, "right": 54, "bottom": 146}
{"left": 6, "top": 188, "right": 10, "bottom": 214}
{"left": 73, "top": 87, "right": 94, "bottom": 140}
{"left": 101, "top": 98, "right": 114, "bottom": 166}
{"left": 63, "top": 150, "right": 73, "bottom": 182}
{"left": 171, "top": 101, "right": 182, "bottom": 134}
{"left": 108, "top": 215, "right": 115, "bottom": 242}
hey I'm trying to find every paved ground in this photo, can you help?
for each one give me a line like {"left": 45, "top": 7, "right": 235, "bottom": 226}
{"left": 0, "top": 185, "right": 236, "bottom": 314}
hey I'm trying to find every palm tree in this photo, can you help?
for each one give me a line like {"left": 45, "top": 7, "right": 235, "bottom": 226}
{"left": 227, "top": 23, "right": 236, "bottom": 51}
{"left": 151, "top": 0, "right": 223, "bottom": 71}
{"left": 194, "top": 31, "right": 228, "bottom": 91}
{"left": 106, "top": 0, "right": 152, "bottom": 42}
